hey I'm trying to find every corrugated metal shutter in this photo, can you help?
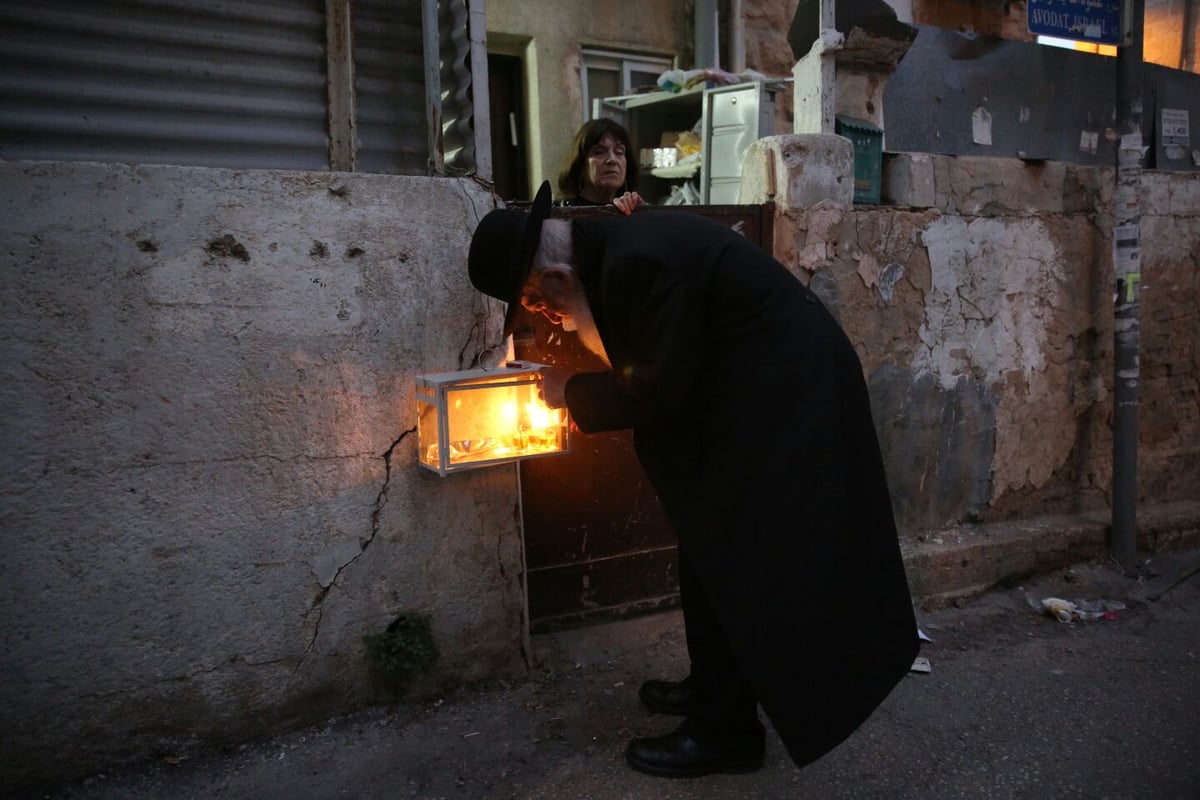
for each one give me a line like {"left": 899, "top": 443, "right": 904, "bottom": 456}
{"left": 353, "top": 0, "right": 476, "bottom": 176}
{"left": 353, "top": 0, "right": 427, "bottom": 174}
{"left": 0, "top": 0, "right": 480, "bottom": 175}
{"left": 0, "top": 0, "right": 329, "bottom": 170}
{"left": 436, "top": 0, "right": 477, "bottom": 176}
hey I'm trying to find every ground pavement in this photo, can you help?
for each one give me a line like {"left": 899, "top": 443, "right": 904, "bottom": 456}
{"left": 40, "top": 548, "right": 1200, "bottom": 800}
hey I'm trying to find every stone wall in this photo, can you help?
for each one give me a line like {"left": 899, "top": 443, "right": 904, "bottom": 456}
{"left": 742, "top": 136, "right": 1200, "bottom": 533}
{"left": 2, "top": 143, "right": 1197, "bottom": 793}
{"left": 1138, "top": 170, "right": 1200, "bottom": 497}
{"left": 0, "top": 163, "right": 523, "bottom": 792}
{"left": 743, "top": 0, "right": 803, "bottom": 126}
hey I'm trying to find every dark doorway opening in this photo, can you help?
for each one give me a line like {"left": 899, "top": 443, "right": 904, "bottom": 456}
{"left": 486, "top": 53, "right": 529, "bottom": 201}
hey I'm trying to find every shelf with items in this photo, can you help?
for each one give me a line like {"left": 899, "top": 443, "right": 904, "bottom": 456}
{"left": 649, "top": 156, "right": 701, "bottom": 180}
{"left": 594, "top": 86, "right": 705, "bottom": 205}
{"left": 594, "top": 81, "right": 785, "bottom": 205}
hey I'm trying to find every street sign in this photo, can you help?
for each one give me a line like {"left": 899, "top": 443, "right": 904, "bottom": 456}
{"left": 1027, "top": 0, "right": 1122, "bottom": 46}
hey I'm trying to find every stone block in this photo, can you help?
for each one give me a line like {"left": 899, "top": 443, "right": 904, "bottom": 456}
{"left": 1062, "top": 163, "right": 1111, "bottom": 214}
{"left": 1143, "top": 169, "right": 1200, "bottom": 216}
{"left": 792, "top": 49, "right": 834, "bottom": 135}
{"left": 881, "top": 151, "right": 936, "bottom": 207}
{"left": 933, "top": 155, "right": 1068, "bottom": 215}
{"left": 740, "top": 134, "right": 854, "bottom": 210}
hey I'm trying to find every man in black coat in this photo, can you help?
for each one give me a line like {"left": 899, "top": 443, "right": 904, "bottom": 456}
{"left": 468, "top": 181, "right": 919, "bottom": 778}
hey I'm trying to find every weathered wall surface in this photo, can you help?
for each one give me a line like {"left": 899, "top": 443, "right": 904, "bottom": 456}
{"left": 1138, "top": 172, "right": 1200, "bottom": 498}
{"left": 743, "top": 0, "right": 802, "bottom": 126}
{"left": 744, "top": 0, "right": 802, "bottom": 75}
{"left": 0, "top": 163, "right": 522, "bottom": 791}
{"left": 743, "top": 136, "right": 1200, "bottom": 533}
{"left": 3, "top": 143, "right": 1197, "bottom": 793}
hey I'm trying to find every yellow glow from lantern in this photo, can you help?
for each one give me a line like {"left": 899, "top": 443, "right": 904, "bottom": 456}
{"left": 418, "top": 372, "right": 568, "bottom": 471}
{"left": 527, "top": 401, "right": 553, "bottom": 429}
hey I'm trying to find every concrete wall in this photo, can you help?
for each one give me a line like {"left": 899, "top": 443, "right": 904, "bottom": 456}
{"left": 0, "top": 163, "right": 524, "bottom": 791}
{"left": 2, "top": 143, "right": 1197, "bottom": 793}
{"left": 742, "top": 136, "right": 1200, "bottom": 532}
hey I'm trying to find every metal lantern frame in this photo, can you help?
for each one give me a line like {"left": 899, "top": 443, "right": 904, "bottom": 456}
{"left": 415, "top": 360, "right": 571, "bottom": 476}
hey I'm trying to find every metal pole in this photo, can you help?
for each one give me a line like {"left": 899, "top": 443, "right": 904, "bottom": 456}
{"left": 695, "top": 0, "right": 719, "bottom": 68}
{"left": 1181, "top": 0, "right": 1197, "bottom": 72}
{"left": 729, "top": 0, "right": 746, "bottom": 73}
{"left": 1111, "top": 0, "right": 1145, "bottom": 573}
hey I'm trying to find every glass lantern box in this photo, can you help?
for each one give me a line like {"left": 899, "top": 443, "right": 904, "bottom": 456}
{"left": 416, "top": 361, "right": 571, "bottom": 476}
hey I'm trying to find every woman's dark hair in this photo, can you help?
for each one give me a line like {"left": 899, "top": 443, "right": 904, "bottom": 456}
{"left": 556, "top": 118, "right": 639, "bottom": 200}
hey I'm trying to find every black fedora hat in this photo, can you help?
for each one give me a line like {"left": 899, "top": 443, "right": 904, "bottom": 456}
{"left": 468, "top": 180, "right": 553, "bottom": 338}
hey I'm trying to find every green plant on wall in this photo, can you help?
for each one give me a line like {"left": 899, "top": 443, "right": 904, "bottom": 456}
{"left": 363, "top": 613, "right": 438, "bottom": 678}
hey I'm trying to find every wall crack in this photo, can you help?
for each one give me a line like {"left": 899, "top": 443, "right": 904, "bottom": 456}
{"left": 300, "top": 427, "right": 416, "bottom": 667}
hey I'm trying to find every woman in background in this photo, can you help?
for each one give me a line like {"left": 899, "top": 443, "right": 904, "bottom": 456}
{"left": 556, "top": 118, "right": 643, "bottom": 214}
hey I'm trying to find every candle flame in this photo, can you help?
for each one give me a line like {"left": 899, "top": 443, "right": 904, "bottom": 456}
{"left": 426, "top": 381, "right": 566, "bottom": 467}
{"left": 527, "top": 401, "right": 554, "bottom": 429}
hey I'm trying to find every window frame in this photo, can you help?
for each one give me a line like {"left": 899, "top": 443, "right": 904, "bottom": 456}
{"left": 580, "top": 47, "right": 674, "bottom": 117}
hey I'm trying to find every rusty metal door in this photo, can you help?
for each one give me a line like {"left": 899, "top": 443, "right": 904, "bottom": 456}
{"left": 516, "top": 203, "right": 775, "bottom": 633}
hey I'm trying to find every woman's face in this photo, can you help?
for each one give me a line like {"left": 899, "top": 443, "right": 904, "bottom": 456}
{"left": 581, "top": 133, "right": 627, "bottom": 202}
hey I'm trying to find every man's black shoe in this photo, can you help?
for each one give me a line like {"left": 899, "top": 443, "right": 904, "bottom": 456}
{"left": 638, "top": 679, "right": 694, "bottom": 716}
{"left": 625, "top": 723, "right": 766, "bottom": 778}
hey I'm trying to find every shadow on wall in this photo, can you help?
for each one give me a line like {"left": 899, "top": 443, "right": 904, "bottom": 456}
{"left": 868, "top": 364, "right": 996, "bottom": 533}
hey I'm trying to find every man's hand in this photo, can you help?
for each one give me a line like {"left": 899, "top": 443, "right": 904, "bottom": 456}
{"left": 612, "top": 191, "right": 644, "bottom": 216}
{"left": 537, "top": 366, "right": 573, "bottom": 408}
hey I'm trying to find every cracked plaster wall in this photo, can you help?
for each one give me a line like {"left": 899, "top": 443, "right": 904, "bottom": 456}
{"left": 1137, "top": 173, "right": 1200, "bottom": 501}
{"left": 743, "top": 136, "right": 1200, "bottom": 532}
{"left": 2, "top": 144, "right": 1196, "bottom": 792}
{"left": 0, "top": 162, "right": 524, "bottom": 790}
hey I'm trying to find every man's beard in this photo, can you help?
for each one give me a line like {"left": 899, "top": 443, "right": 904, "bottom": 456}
{"left": 561, "top": 294, "right": 610, "bottom": 366}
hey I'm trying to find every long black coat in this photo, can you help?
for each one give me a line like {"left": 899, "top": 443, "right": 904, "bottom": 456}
{"left": 561, "top": 211, "right": 919, "bottom": 767}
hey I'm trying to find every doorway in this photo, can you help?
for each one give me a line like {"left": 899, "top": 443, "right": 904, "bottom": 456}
{"left": 486, "top": 53, "right": 528, "bottom": 201}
